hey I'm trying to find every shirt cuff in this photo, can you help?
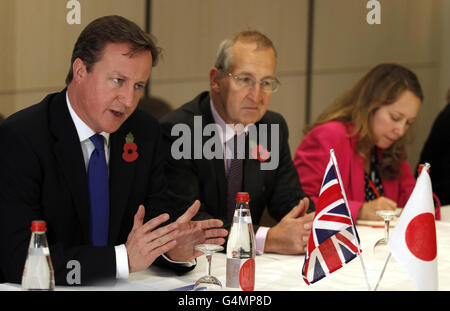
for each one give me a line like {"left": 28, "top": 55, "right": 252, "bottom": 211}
{"left": 115, "top": 244, "right": 129, "bottom": 279}
{"left": 162, "top": 253, "right": 196, "bottom": 267}
{"left": 255, "top": 226, "right": 270, "bottom": 255}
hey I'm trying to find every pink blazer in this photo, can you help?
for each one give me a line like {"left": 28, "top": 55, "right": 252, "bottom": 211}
{"left": 294, "top": 121, "right": 416, "bottom": 221}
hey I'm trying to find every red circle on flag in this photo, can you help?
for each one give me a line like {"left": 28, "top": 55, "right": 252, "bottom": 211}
{"left": 405, "top": 213, "right": 436, "bottom": 261}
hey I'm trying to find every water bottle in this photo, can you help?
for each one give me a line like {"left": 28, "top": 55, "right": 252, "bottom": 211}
{"left": 226, "top": 192, "right": 256, "bottom": 291}
{"left": 21, "top": 220, "right": 55, "bottom": 291}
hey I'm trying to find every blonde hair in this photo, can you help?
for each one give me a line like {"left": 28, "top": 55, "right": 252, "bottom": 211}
{"left": 306, "top": 63, "right": 423, "bottom": 179}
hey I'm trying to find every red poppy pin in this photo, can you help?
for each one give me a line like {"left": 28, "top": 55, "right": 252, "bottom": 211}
{"left": 249, "top": 140, "right": 270, "bottom": 162}
{"left": 122, "top": 132, "right": 139, "bottom": 163}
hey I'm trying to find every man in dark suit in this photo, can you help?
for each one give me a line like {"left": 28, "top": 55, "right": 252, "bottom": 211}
{"left": 417, "top": 89, "right": 450, "bottom": 205}
{"left": 161, "top": 31, "right": 314, "bottom": 255}
{"left": 0, "top": 15, "right": 226, "bottom": 286}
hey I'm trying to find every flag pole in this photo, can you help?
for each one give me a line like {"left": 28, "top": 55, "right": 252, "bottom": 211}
{"left": 374, "top": 253, "right": 391, "bottom": 291}
{"left": 329, "top": 149, "right": 371, "bottom": 291}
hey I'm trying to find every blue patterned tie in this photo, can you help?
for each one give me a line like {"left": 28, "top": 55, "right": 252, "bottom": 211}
{"left": 88, "top": 134, "right": 109, "bottom": 246}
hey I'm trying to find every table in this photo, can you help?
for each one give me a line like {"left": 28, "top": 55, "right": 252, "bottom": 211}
{"left": 2, "top": 220, "right": 450, "bottom": 292}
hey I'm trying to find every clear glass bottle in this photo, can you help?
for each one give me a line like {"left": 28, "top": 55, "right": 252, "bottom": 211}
{"left": 21, "top": 220, "right": 55, "bottom": 291}
{"left": 226, "top": 192, "right": 256, "bottom": 291}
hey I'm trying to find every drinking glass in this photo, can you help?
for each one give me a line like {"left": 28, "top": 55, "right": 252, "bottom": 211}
{"left": 192, "top": 244, "right": 224, "bottom": 291}
{"left": 373, "top": 209, "right": 399, "bottom": 253}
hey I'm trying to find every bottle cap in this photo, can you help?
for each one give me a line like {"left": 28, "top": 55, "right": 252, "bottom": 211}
{"left": 31, "top": 220, "right": 47, "bottom": 232}
{"left": 236, "top": 192, "right": 250, "bottom": 202}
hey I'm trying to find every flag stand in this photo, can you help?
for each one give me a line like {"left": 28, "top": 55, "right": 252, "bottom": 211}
{"left": 330, "top": 149, "right": 372, "bottom": 291}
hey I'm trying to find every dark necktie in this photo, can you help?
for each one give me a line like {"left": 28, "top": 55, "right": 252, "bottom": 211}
{"left": 88, "top": 134, "right": 110, "bottom": 246}
{"left": 226, "top": 134, "right": 244, "bottom": 221}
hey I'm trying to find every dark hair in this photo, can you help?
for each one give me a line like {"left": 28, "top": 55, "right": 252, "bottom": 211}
{"left": 65, "top": 15, "right": 160, "bottom": 84}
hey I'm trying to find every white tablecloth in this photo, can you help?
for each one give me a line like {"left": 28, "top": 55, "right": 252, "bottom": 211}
{"left": 2, "top": 219, "right": 450, "bottom": 291}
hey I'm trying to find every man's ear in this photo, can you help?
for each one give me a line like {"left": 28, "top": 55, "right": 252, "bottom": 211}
{"left": 209, "top": 67, "right": 222, "bottom": 93}
{"left": 72, "top": 58, "right": 88, "bottom": 83}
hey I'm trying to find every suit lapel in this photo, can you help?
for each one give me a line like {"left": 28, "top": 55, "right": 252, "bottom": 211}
{"left": 108, "top": 125, "right": 136, "bottom": 243}
{"left": 49, "top": 90, "right": 91, "bottom": 242}
{"left": 199, "top": 96, "right": 227, "bottom": 219}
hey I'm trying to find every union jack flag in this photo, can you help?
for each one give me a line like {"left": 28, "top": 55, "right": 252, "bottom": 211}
{"left": 302, "top": 155, "right": 361, "bottom": 285}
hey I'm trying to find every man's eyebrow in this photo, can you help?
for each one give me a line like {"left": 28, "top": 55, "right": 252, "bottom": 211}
{"left": 235, "top": 71, "right": 276, "bottom": 80}
{"left": 110, "top": 71, "right": 147, "bottom": 85}
{"left": 110, "top": 71, "right": 127, "bottom": 78}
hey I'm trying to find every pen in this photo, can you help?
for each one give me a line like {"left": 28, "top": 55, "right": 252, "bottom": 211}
{"left": 367, "top": 178, "right": 381, "bottom": 198}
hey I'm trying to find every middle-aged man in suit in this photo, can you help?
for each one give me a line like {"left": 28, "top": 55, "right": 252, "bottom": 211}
{"left": 160, "top": 30, "right": 315, "bottom": 256}
{"left": 0, "top": 15, "right": 227, "bottom": 286}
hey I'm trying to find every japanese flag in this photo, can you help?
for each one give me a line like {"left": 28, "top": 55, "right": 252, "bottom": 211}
{"left": 388, "top": 164, "right": 438, "bottom": 290}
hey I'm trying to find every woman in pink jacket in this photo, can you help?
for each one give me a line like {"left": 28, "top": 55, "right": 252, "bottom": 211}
{"left": 294, "top": 63, "right": 423, "bottom": 221}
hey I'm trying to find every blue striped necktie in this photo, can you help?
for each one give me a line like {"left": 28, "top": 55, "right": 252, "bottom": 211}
{"left": 88, "top": 134, "right": 109, "bottom": 246}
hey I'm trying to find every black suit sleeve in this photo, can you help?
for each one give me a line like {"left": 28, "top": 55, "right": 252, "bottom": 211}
{"left": 0, "top": 123, "right": 116, "bottom": 285}
{"left": 417, "top": 103, "right": 450, "bottom": 205}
